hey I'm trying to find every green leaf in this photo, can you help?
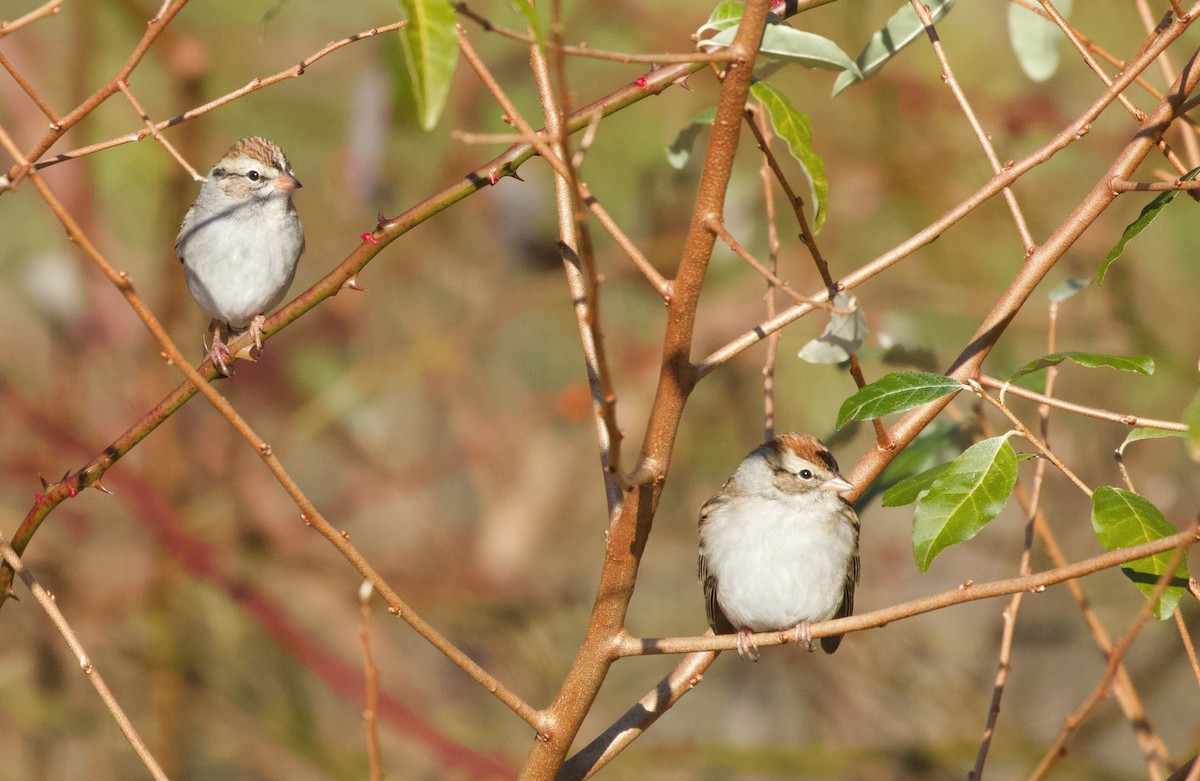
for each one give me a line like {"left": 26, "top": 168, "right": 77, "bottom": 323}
{"left": 706, "top": 24, "right": 860, "bottom": 74}
{"left": 859, "top": 421, "right": 962, "bottom": 508}
{"left": 882, "top": 462, "right": 951, "bottom": 507}
{"left": 504, "top": 0, "right": 544, "bottom": 44}
{"left": 1008, "top": 351, "right": 1154, "bottom": 382}
{"left": 696, "top": 0, "right": 747, "bottom": 36}
{"left": 912, "top": 437, "right": 1018, "bottom": 572}
{"left": 750, "top": 79, "right": 828, "bottom": 231}
{"left": 400, "top": 0, "right": 459, "bottom": 130}
{"left": 797, "top": 291, "right": 867, "bottom": 363}
{"left": 1182, "top": 388, "right": 1200, "bottom": 461}
{"left": 836, "top": 371, "right": 965, "bottom": 429}
{"left": 832, "top": 0, "right": 958, "bottom": 96}
{"left": 1008, "top": 0, "right": 1071, "bottom": 82}
{"left": 1047, "top": 277, "right": 1090, "bottom": 303}
{"left": 1118, "top": 428, "right": 1187, "bottom": 456}
{"left": 666, "top": 108, "right": 717, "bottom": 170}
{"left": 1091, "top": 487, "right": 1188, "bottom": 619}
{"left": 1099, "top": 166, "right": 1200, "bottom": 284}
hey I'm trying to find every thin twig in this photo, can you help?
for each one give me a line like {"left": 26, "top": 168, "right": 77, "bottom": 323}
{"left": 1110, "top": 177, "right": 1200, "bottom": 191}
{"left": 0, "top": 0, "right": 62, "bottom": 38}
{"left": 0, "top": 50, "right": 61, "bottom": 125}
{"left": 1177, "top": 609, "right": 1200, "bottom": 688}
{"left": 358, "top": 581, "right": 385, "bottom": 781}
{"left": 1025, "top": 539, "right": 1194, "bottom": 781}
{"left": 116, "top": 80, "right": 205, "bottom": 181}
{"left": 24, "top": 20, "right": 408, "bottom": 174}
{"left": 453, "top": 2, "right": 733, "bottom": 64}
{"left": 978, "top": 375, "right": 1186, "bottom": 430}
{"left": 912, "top": 0, "right": 1035, "bottom": 253}
{"left": 758, "top": 110, "right": 781, "bottom": 440}
{"left": 0, "top": 533, "right": 170, "bottom": 781}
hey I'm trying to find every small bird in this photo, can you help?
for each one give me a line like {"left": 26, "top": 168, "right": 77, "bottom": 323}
{"left": 698, "top": 432, "right": 860, "bottom": 661}
{"left": 176, "top": 136, "right": 305, "bottom": 374}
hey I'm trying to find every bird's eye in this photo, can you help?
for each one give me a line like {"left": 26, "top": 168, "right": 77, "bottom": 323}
{"left": 247, "top": 170, "right": 262, "bottom": 181}
{"left": 798, "top": 469, "right": 814, "bottom": 479}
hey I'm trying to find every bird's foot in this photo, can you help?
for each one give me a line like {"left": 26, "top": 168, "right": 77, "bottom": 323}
{"left": 203, "top": 328, "right": 233, "bottom": 376}
{"left": 792, "top": 620, "right": 815, "bottom": 652}
{"left": 248, "top": 314, "right": 266, "bottom": 354}
{"left": 735, "top": 627, "right": 761, "bottom": 662}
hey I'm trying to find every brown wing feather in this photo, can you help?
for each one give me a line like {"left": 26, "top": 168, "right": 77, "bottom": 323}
{"left": 698, "top": 487, "right": 737, "bottom": 635}
{"left": 820, "top": 500, "right": 861, "bottom": 654}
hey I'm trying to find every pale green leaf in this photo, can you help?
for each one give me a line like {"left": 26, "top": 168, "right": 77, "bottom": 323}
{"left": 912, "top": 437, "right": 1018, "bottom": 572}
{"left": 505, "top": 0, "right": 544, "bottom": 44}
{"left": 696, "top": 0, "right": 747, "bottom": 36}
{"left": 1009, "top": 351, "right": 1154, "bottom": 382}
{"left": 400, "top": 0, "right": 459, "bottom": 130}
{"left": 1182, "top": 388, "right": 1200, "bottom": 461}
{"left": 1118, "top": 428, "right": 1187, "bottom": 456}
{"left": 832, "top": 0, "right": 958, "bottom": 96}
{"left": 1099, "top": 167, "right": 1200, "bottom": 284}
{"left": 1047, "top": 277, "right": 1090, "bottom": 303}
{"left": 1008, "top": 0, "right": 1072, "bottom": 82}
{"left": 798, "top": 291, "right": 867, "bottom": 363}
{"left": 836, "top": 371, "right": 965, "bottom": 429}
{"left": 666, "top": 108, "right": 717, "bottom": 169}
{"left": 1092, "top": 487, "right": 1188, "bottom": 619}
{"left": 706, "top": 24, "right": 859, "bottom": 74}
{"left": 750, "top": 79, "right": 828, "bottom": 230}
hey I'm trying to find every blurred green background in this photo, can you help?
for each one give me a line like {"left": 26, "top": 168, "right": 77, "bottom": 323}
{"left": 1, "top": 0, "right": 1197, "bottom": 778}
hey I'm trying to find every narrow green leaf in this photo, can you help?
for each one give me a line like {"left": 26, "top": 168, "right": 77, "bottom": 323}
{"left": 1182, "top": 388, "right": 1200, "bottom": 461}
{"left": 836, "top": 371, "right": 965, "bottom": 429}
{"left": 1118, "top": 428, "right": 1187, "bottom": 455}
{"left": 912, "top": 437, "right": 1018, "bottom": 572}
{"left": 1009, "top": 351, "right": 1154, "bottom": 382}
{"left": 400, "top": 0, "right": 459, "bottom": 130}
{"left": 881, "top": 462, "right": 951, "bottom": 507}
{"left": 1099, "top": 167, "right": 1200, "bottom": 284}
{"left": 1091, "top": 487, "right": 1188, "bottom": 619}
{"left": 797, "top": 291, "right": 867, "bottom": 364}
{"left": 666, "top": 108, "right": 717, "bottom": 170}
{"left": 505, "top": 0, "right": 544, "bottom": 44}
{"left": 1047, "top": 277, "right": 1090, "bottom": 303}
{"left": 750, "top": 79, "right": 828, "bottom": 231}
{"left": 832, "top": 0, "right": 958, "bottom": 96}
{"left": 1008, "top": 0, "right": 1071, "bottom": 82}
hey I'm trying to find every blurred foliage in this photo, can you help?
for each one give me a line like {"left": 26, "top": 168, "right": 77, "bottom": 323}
{"left": 1, "top": 1, "right": 1198, "bottom": 779}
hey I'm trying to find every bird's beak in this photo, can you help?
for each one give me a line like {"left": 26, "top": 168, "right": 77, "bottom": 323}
{"left": 274, "top": 172, "right": 302, "bottom": 192}
{"left": 822, "top": 475, "right": 854, "bottom": 494}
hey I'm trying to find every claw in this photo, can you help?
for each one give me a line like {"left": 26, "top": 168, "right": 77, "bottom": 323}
{"left": 735, "top": 627, "right": 761, "bottom": 662}
{"left": 792, "top": 620, "right": 814, "bottom": 652}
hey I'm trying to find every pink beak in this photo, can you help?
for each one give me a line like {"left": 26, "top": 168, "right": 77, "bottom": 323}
{"left": 274, "top": 172, "right": 302, "bottom": 192}
{"left": 822, "top": 475, "right": 854, "bottom": 494}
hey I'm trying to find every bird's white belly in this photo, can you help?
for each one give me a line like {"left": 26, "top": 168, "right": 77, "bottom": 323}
{"left": 703, "top": 498, "right": 854, "bottom": 631}
{"left": 182, "top": 217, "right": 298, "bottom": 328}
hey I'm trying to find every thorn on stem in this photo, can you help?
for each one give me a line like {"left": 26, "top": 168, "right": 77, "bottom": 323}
{"left": 343, "top": 277, "right": 366, "bottom": 292}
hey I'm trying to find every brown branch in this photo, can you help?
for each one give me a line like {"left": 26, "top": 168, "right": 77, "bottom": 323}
{"left": 0, "top": 0, "right": 62, "bottom": 38}
{"left": 358, "top": 580, "right": 385, "bottom": 781}
{"left": 2, "top": 0, "right": 189, "bottom": 189}
{"left": 1111, "top": 177, "right": 1200, "bottom": 190}
{"left": 0, "top": 533, "right": 170, "bottom": 781}
{"left": 25, "top": 20, "right": 409, "bottom": 174}
{"left": 614, "top": 525, "right": 1200, "bottom": 656}
{"left": 517, "top": 3, "right": 774, "bottom": 777}
{"left": 0, "top": 50, "right": 60, "bottom": 125}
{"left": 1026, "top": 540, "right": 1193, "bottom": 781}
{"left": 115, "top": 79, "right": 205, "bottom": 181}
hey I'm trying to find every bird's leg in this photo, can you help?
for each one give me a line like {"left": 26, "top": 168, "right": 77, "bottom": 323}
{"left": 248, "top": 314, "right": 267, "bottom": 354}
{"left": 204, "top": 320, "right": 233, "bottom": 376}
{"left": 736, "top": 627, "right": 761, "bottom": 662}
{"left": 792, "top": 620, "right": 815, "bottom": 652}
